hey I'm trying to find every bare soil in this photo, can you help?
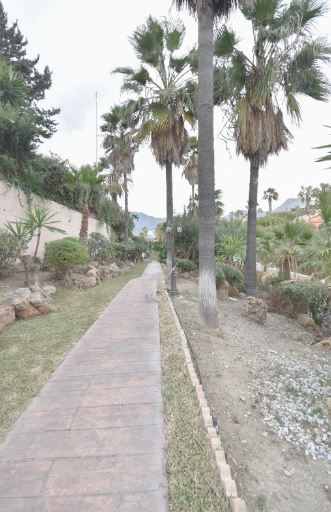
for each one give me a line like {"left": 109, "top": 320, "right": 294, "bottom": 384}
{"left": 174, "top": 278, "right": 331, "bottom": 512}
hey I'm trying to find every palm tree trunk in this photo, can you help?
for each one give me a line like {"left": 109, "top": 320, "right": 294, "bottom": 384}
{"left": 34, "top": 228, "right": 41, "bottom": 258}
{"left": 111, "top": 192, "right": 118, "bottom": 204}
{"left": 197, "top": 2, "right": 219, "bottom": 327}
{"left": 245, "top": 162, "right": 259, "bottom": 296}
{"left": 268, "top": 198, "right": 272, "bottom": 213}
{"left": 192, "top": 184, "right": 195, "bottom": 201}
{"left": 79, "top": 202, "right": 89, "bottom": 241}
{"left": 123, "top": 172, "right": 129, "bottom": 261}
{"left": 166, "top": 162, "right": 175, "bottom": 291}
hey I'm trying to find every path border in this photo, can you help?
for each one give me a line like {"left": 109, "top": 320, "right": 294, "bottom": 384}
{"left": 164, "top": 284, "right": 247, "bottom": 512}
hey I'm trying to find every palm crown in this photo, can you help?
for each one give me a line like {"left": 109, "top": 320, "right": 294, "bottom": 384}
{"left": 215, "top": 0, "right": 331, "bottom": 167}
{"left": 115, "top": 16, "right": 196, "bottom": 167}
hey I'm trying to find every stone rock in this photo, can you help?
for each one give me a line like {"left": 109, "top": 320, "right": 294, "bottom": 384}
{"left": 86, "top": 266, "right": 100, "bottom": 283}
{"left": 0, "top": 302, "right": 16, "bottom": 331}
{"left": 8, "top": 287, "right": 56, "bottom": 319}
{"left": 42, "top": 285, "right": 56, "bottom": 296}
{"left": 297, "top": 313, "right": 316, "bottom": 332}
{"left": 70, "top": 273, "right": 98, "bottom": 288}
{"left": 313, "top": 338, "right": 331, "bottom": 350}
{"left": 239, "top": 292, "right": 246, "bottom": 300}
{"left": 108, "top": 263, "right": 120, "bottom": 275}
{"left": 217, "top": 280, "right": 230, "bottom": 300}
{"left": 245, "top": 296, "right": 268, "bottom": 325}
{"left": 229, "top": 285, "right": 240, "bottom": 298}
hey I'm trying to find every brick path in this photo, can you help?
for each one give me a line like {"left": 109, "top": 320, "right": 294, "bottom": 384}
{"left": 0, "top": 262, "right": 168, "bottom": 511}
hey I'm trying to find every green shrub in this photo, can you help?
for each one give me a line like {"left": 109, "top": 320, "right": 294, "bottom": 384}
{"left": 86, "top": 232, "right": 114, "bottom": 263}
{"left": 153, "top": 241, "right": 167, "bottom": 263}
{"left": 45, "top": 237, "right": 89, "bottom": 277}
{"left": 279, "top": 280, "right": 328, "bottom": 325}
{"left": 215, "top": 262, "right": 226, "bottom": 285}
{"left": 175, "top": 257, "right": 197, "bottom": 273}
{"left": 0, "top": 229, "right": 23, "bottom": 276}
{"left": 220, "top": 263, "right": 245, "bottom": 291}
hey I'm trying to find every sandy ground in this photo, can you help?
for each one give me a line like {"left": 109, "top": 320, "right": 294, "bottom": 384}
{"left": 174, "top": 278, "right": 331, "bottom": 512}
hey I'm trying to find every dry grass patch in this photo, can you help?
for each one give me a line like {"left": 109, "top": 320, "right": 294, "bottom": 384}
{"left": 0, "top": 262, "right": 146, "bottom": 438}
{"left": 159, "top": 287, "right": 231, "bottom": 512}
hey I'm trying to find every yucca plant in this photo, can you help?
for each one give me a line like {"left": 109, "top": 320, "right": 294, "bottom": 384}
{"left": 214, "top": 0, "right": 331, "bottom": 296}
{"left": 25, "top": 206, "right": 66, "bottom": 258}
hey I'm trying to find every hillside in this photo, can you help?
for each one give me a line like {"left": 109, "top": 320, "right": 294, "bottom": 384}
{"left": 274, "top": 197, "right": 303, "bottom": 212}
{"left": 133, "top": 212, "right": 165, "bottom": 234}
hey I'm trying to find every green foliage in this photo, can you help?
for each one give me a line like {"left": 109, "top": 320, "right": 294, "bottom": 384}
{"left": 175, "top": 257, "right": 197, "bottom": 273}
{"left": 216, "top": 233, "right": 245, "bottom": 266}
{"left": 279, "top": 280, "right": 328, "bottom": 325}
{"left": 215, "top": 262, "right": 226, "bottom": 286}
{"left": 219, "top": 263, "right": 245, "bottom": 291}
{"left": 86, "top": 232, "right": 114, "bottom": 263}
{"left": 0, "top": 228, "right": 23, "bottom": 276}
{"left": 45, "top": 237, "right": 89, "bottom": 277}
{"left": 174, "top": 213, "right": 199, "bottom": 261}
{"left": 153, "top": 241, "right": 167, "bottom": 263}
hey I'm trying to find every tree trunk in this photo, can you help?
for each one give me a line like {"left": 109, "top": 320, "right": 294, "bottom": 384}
{"left": 192, "top": 184, "right": 195, "bottom": 201}
{"left": 34, "top": 228, "right": 41, "bottom": 259}
{"left": 22, "top": 255, "right": 39, "bottom": 287}
{"left": 280, "top": 257, "right": 291, "bottom": 281}
{"left": 268, "top": 198, "right": 272, "bottom": 213}
{"left": 245, "top": 162, "right": 259, "bottom": 296}
{"left": 111, "top": 192, "right": 118, "bottom": 204}
{"left": 123, "top": 172, "right": 129, "bottom": 261}
{"left": 79, "top": 202, "right": 89, "bottom": 241}
{"left": 166, "top": 162, "right": 175, "bottom": 291}
{"left": 197, "top": 4, "right": 219, "bottom": 327}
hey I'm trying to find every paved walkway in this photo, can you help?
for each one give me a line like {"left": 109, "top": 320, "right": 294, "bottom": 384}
{"left": 0, "top": 262, "right": 168, "bottom": 511}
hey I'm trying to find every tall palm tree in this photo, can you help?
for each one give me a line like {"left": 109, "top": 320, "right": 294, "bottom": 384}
{"left": 115, "top": 17, "right": 195, "bottom": 291}
{"left": 298, "top": 185, "right": 315, "bottom": 218}
{"left": 101, "top": 101, "right": 138, "bottom": 250}
{"left": 67, "top": 165, "right": 106, "bottom": 241}
{"left": 175, "top": 0, "right": 237, "bottom": 327}
{"left": 263, "top": 187, "right": 279, "bottom": 213}
{"left": 182, "top": 135, "right": 198, "bottom": 201}
{"left": 214, "top": 0, "right": 331, "bottom": 296}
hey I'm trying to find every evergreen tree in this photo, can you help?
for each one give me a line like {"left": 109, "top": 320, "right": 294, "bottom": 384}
{"left": 0, "top": 1, "right": 59, "bottom": 141}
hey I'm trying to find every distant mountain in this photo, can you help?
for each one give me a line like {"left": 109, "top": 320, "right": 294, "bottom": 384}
{"left": 274, "top": 197, "right": 304, "bottom": 212}
{"left": 133, "top": 212, "right": 165, "bottom": 234}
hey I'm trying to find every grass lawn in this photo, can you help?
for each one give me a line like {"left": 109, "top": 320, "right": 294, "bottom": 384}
{"left": 0, "top": 262, "right": 146, "bottom": 439}
{"left": 158, "top": 286, "right": 231, "bottom": 512}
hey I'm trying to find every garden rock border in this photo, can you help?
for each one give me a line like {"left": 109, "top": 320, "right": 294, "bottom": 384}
{"left": 165, "top": 286, "right": 247, "bottom": 512}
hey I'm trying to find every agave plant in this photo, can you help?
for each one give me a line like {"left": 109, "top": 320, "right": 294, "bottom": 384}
{"left": 216, "top": 233, "right": 245, "bottom": 266}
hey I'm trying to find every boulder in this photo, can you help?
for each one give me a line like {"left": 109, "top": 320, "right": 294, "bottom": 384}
{"left": 42, "top": 285, "right": 56, "bottom": 296}
{"left": 245, "top": 296, "right": 268, "bottom": 325}
{"left": 0, "top": 303, "right": 16, "bottom": 331}
{"left": 313, "top": 338, "right": 331, "bottom": 350}
{"left": 297, "top": 313, "right": 316, "bottom": 332}
{"left": 217, "top": 280, "right": 230, "bottom": 300}
{"left": 86, "top": 266, "right": 101, "bottom": 283}
{"left": 8, "top": 287, "right": 56, "bottom": 320}
{"left": 70, "top": 273, "right": 98, "bottom": 288}
{"left": 229, "top": 285, "right": 241, "bottom": 298}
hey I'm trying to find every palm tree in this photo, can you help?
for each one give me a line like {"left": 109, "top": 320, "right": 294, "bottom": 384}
{"left": 67, "top": 165, "right": 106, "bottom": 241}
{"left": 273, "top": 221, "right": 313, "bottom": 280}
{"left": 314, "top": 125, "right": 331, "bottom": 169}
{"left": 175, "top": 0, "right": 238, "bottom": 326}
{"left": 214, "top": 0, "right": 331, "bottom": 296}
{"left": 263, "top": 188, "right": 279, "bottom": 214}
{"left": 102, "top": 101, "right": 138, "bottom": 251}
{"left": 298, "top": 185, "right": 315, "bottom": 218}
{"left": 182, "top": 135, "right": 198, "bottom": 201}
{"left": 115, "top": 17, "right": 195, "bottom": 292}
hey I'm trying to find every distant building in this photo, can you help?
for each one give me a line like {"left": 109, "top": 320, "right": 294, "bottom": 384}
{"left": 300, "top": 213, "right": 322, "bottom": 229}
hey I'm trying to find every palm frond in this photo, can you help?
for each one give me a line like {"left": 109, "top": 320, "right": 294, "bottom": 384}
{"left": 129, "top": 16, "right": 164, "bottom": 67}
{"left": 214, "top": 26, "right": 238, "bottom": 57}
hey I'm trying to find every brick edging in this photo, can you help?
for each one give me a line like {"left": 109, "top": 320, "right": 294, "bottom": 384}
{"left": 164, "top": 287, "right": 247, "bottom": 512}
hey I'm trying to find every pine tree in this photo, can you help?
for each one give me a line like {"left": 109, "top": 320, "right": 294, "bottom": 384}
{"left": 0, "top": 1, "right": 59, "bottom": 140}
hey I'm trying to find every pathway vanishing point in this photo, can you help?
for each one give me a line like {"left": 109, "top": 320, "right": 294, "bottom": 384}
{"left": 0, "top": 262, "right": 168, "bottom": 511}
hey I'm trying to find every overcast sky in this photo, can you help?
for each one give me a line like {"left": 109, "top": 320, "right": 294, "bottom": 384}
{"left": 4, "top": 0, "right": 331, "bottom": 217}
